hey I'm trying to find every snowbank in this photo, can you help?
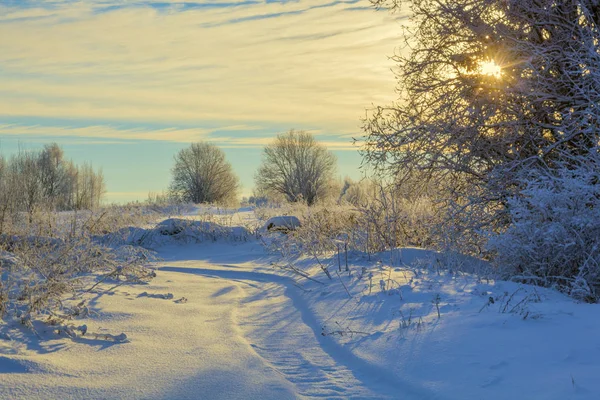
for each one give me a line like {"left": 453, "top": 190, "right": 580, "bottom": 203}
{"left": 262, "top": 216, "right": 301, "bottom": 233}
{"left": 98, "top": 218, "right": 251, "bottom": 248}
{"left": 288, "top": 247, "right": 600, "bottom": 399}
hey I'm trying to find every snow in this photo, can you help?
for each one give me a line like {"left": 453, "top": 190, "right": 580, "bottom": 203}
{"left": 0, "top": 209, "right": 599, "bottom": 399}
{"left": 262, "top": 216, "right": 301, "bottom": 232}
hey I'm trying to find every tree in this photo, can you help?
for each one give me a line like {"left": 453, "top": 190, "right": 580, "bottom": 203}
{"left": 0, "top": 155, "right": 18, "bottom": 234}
{"left": 11, "top": 151, "right": 42, "bottom": 221}
{"left": 73, "top": 163, "right": 106, "bottom": 210}
{"left": 363, "top": 0, "right": 600, "bottom": 247}
{"left": 255, "top": 130, "right": 337, "bottom": 206}
{"left": 37, "top": 143, "right": 64, "bottom": 198}
{"left": 169, "top": 142, "right": 239, "bottom": 204}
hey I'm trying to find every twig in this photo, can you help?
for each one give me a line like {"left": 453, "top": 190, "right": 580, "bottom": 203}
{"left": 501, "top": 288, "right": 523, "bottom": 313}
{"left": 336, "top": 271, "right": 352, "bottom": 299}
{"left": 311, "top": 251, "right": 332, "bottom": 280}
{"left": 273, "top": 262, "right": 324, "bottom": 285}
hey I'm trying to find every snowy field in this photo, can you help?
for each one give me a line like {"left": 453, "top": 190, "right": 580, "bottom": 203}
{"left": 0, "top": 208, "right": 599, "bottom": 399}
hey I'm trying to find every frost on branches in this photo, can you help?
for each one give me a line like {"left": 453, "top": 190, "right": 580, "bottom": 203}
{"left": 488, "top": 159, "right": 600, "bottom": 302}
{"left": 364, "top": 0, "right": 600, "bottom": 300}
{"left": 0, "top": 231, "right": 156, "bottom": 331}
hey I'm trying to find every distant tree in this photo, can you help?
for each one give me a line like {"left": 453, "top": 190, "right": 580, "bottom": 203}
{"left": 37, "top": 143, "right": 67, "bottom": 205}
{"left": 255, "top": 130, "right": 337, "bottom": 206}
{"left": 73, "top": 163, "right": 106, "bottom": 210}
{"left": 0, "top": 155, "right": 18, "bottom": 233}
{"left": 0, "top": 144, "right": 105, "bottom": 220}
{"left": 11, "top": 151, "right": 42, "bottom": 221}
{"left": 339, "top": 177, "right": 375, "bottom": 207}
{"left": 169, "top": 142, "right": 239, "bottom": 204}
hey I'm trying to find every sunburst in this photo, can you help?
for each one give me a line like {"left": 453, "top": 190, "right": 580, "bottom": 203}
{"left": 479, "top": 60, "right": 502, "bottom": 78}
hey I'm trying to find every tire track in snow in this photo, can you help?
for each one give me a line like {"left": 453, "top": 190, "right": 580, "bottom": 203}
{"left": 160, "top": 264, "right": 431, "bottom": 399}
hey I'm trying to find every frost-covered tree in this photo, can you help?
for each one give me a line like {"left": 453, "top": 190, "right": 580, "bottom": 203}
{"left": 364, "top": 0, "right": 600, "bottom": 297}
{"left": 73, "top": 163, "right": 106, "bottom": 210}
{"left": 11, "top": 151, "right": 42, "bottom": 221}
{"left": 0, "top": 144, "right": 105, "bottom": 215}
{"left": 339, "top": 178, "right": 375, "bottom": 207}
{"left": 169, "top": 142, "right": 239, "bottom": 204}
{"left": 37, "top": 143, "right": 66, "bottom": 202}
{"left": 255, "top": 130, "right": 337, "bottom": 206}
{"left": 364, "top": 0, "right": 600, "bottom": 236}
{"left": 0, "top": 156, "right": 19, "bottom": 234}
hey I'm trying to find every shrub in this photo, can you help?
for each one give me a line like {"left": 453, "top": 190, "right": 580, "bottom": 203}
{"left": 488, "top": 163, "right": 600, "bottom": 302}
{"left": 0, "top": 232, "right": 155, "bottom": 327}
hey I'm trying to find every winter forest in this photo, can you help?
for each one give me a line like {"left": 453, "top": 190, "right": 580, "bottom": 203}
{"left": 1, "top": 0, "right": 600, "bottom": 399}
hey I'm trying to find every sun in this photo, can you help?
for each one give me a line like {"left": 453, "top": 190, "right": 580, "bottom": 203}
{"left": 479, "top": 60, "right": 502, "bottom": 78}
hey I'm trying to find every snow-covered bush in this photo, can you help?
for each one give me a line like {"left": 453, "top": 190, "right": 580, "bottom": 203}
{"left": 0, "top": 233, "right": 155, "bottom": 327}
{"left": 289, "top": 205, "right": 361, "bottom": 253}
{"left": 155, "top": 218, "right": 249, "bottom": 242}
{"left": 261, "top": 191, "right": 439, "bottom": 262}
{"left": 0, "top": 204, "right": 161, "bottom": 333}
{"left": 359, "top": 188, "right": 438, "bottom": 252}
{"left": 262, "top": 216, "right": 301, "bottom": 233}
{"left": 100, "top": 217, "right": 251, "bottom": 248}
{"left": 4, "top": 204, "right": 166, "bottom": 241}
{"left": 488, "top": 164, "right": 600, "bottom": 302}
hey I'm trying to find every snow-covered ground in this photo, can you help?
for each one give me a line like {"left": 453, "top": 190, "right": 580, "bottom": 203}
{"left": 0, "top": 208, "right": 599, "bottom": 399}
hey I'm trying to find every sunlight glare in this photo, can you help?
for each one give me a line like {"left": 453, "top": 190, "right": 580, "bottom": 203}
{"left": 479, "top": 60, "right": 502, "bottom": 78}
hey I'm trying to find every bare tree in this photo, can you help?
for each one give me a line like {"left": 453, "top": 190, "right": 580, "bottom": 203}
{"left": 37, "top": 143, "right": 64, "bottom": 197}
{"left": 61, "top": 161, "right": 79, "bottom": 210}
{"left": 11, "top": 151, "right": 42, "bottom": 222}
{"left": 363, "top": 0, "right": 600, "bottom": 249}
{"left": 0, "top": 155, "right": 19, "bottom": 234}
{"left": 73, "top": 163, "right": 106, "bottom": 210}
{"left": 255, "top": 130, "right": 337, "bottom": 206}
{"left": 0, "top": 143, "right": 106, "bottom": 230}
{"left": 169, "top": 142, "right": 239, "bottom": 204}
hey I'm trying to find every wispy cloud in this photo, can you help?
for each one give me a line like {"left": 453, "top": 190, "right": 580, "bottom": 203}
{"left": 0, "top": 123, "right": 262, "bottom": 142}
{"left": 0, "top": 122, "right": 360, "bottom": 150}
{"left": 0, "top": 0, "right": 404, "bottom": 140}
{"left": 213, "top": 135, "right": 358, "bottom": 150}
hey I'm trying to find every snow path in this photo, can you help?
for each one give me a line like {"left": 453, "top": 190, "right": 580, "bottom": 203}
{"left": 158, "top": 257, "right": 416, "bottom": 399}
{"left": 0, "top": 248, "right": 298, "bottom": 399}
{"left": 0, "top": 242, "right": 419, "bottom": 399}
{"left": 2, "top": 237, "right": 597, "bottom": 399}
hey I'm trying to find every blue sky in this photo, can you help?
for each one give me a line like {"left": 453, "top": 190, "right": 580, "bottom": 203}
{"left": 0, "top": 0, "right": 402, "bottom": 202}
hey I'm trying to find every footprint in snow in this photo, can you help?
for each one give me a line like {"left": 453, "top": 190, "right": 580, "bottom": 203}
{"left": 137, "top": 292, "right": 174, "bottom": 300}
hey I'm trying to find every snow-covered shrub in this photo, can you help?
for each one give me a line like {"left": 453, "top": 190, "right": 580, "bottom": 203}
{"left": 488, "top": 164, "right": 600, "bottom": 302}
{"left": 289, "top": 205, "right": 360, "bottom": 253}
{"left": 261, "top": 187, "right": 440, "bottom": 260}
{"left": 0, "top": 233, "right": 155, "bottom": 327}
{"left": 4, "top": 204, "right": 164, "bottom": 241}
{"left": 155, "top": 218, "right": 249, "bottom": 242}
{"left": 263, "top": 216, "right": 302, "bottom": 233}
{"left": 359, "top": 190, "right": 438, "bottom": 252}
{"left": 83, "top": 204, "right": 163, "bottom": 235}
{"left": 144, "top": 192, "right": 198, "bottom": 216}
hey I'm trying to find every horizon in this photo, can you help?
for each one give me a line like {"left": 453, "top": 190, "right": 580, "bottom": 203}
{"left": 0, "top": 0, "right": 403, "bottom": 202}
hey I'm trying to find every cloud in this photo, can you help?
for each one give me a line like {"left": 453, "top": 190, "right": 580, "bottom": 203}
{"left": 0, "top": 122, "right": 360, "bottom": 150}
{"left": 0, "top": 0, "right": 405, "bottom": 140}
{"left": 212, "top": 135, "right": 358, "bottom": 150}
{"left": 0, "top": 123, "right": 262, "bottom": 142}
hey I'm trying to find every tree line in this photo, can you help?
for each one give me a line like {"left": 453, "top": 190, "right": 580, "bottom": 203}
{"left": 0, "top": 143, "right": 105, "bottom": 228}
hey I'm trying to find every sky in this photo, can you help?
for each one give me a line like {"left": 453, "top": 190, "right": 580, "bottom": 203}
{"left": 0, "top": 0, "right": 403, "bottom": 202}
